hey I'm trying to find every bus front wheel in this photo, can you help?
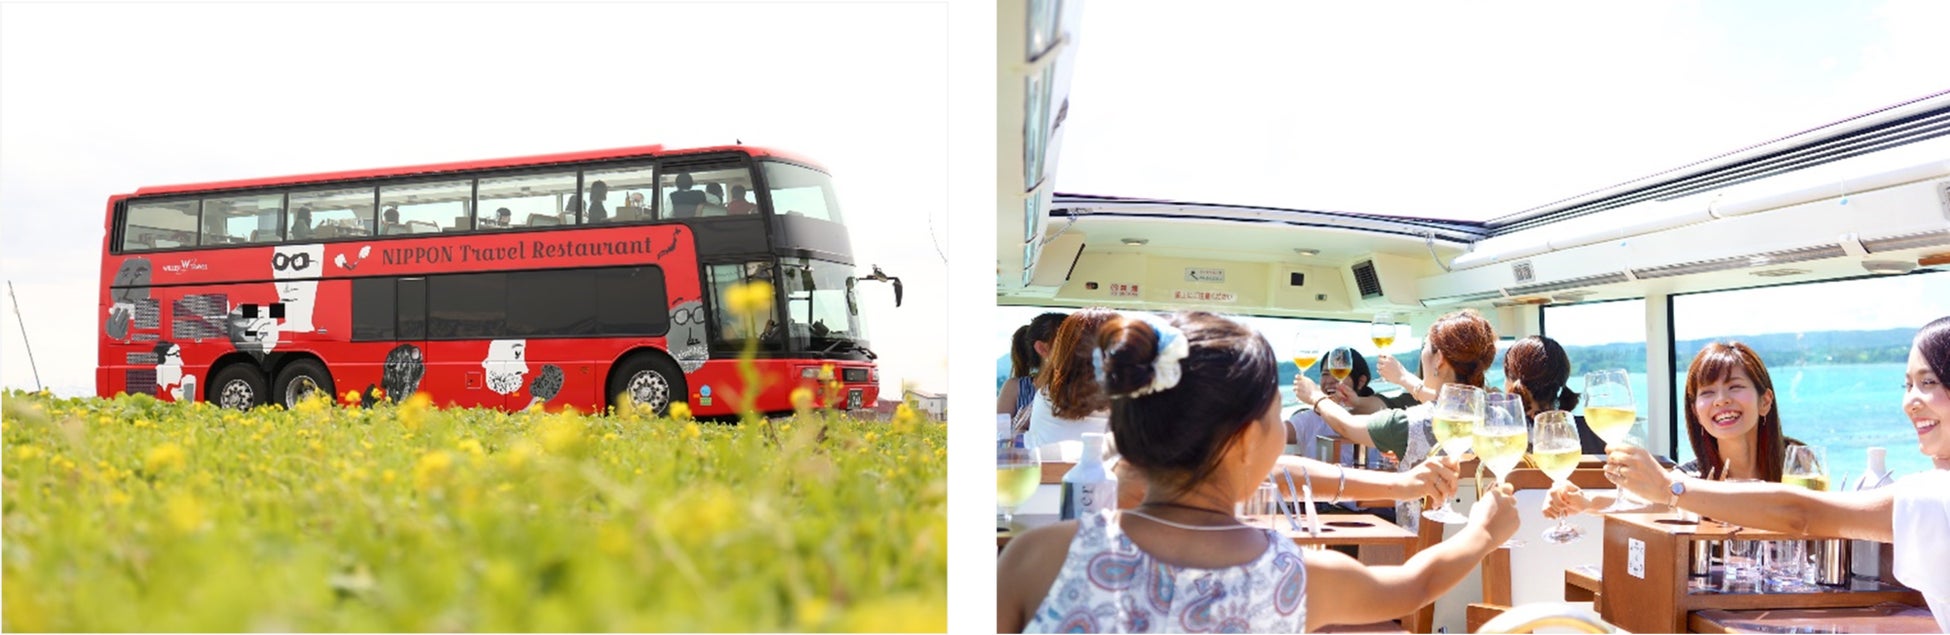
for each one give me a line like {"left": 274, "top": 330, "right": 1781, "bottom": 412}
{"left": 209, "top": 363, "right": 268, "bottom": 410}
{"left": 275, "top": 359, "right": 335, "bottom": 408}
{"left": 610, "top": 354, "right": 687, "bottom": 416}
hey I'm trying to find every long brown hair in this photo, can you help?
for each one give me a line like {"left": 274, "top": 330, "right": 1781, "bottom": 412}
{"left": 1038, "top": 307, "right": 1117, "bottom": 419}
{"left": 1008, "top": 325, "right": 1038, "bottom": 378}
{"left": 1098, "top": 311, "right": 1277, "bottom": 497}
{"left": 1504, "top": 336, "right": 1578, "bottom": 418}
{"left": 1683, "top": 341, "right": 1788, "bottom": 481}
{"left": 1428, "top": 309, "right": 1498, "bottom": 388}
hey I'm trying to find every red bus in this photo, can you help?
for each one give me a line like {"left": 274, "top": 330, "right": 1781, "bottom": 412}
{"left": 97, "top": 144, "right": 889, "bottom": 416}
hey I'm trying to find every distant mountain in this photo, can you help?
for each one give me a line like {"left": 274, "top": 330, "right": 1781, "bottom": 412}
{"left": 1563, "top": 328, "right": 1916, "bottom": 373}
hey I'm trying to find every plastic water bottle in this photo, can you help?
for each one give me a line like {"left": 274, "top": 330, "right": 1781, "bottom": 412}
{"left": 1060, "top": 433, "right": 1117, "bottom": 521}
{"left": 1848, "top": 447, "right": 1894, "bottom": 581}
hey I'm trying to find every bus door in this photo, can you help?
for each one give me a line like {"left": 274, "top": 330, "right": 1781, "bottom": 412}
{"left": 419, "top": 274, "right": 520, "bottom": 410}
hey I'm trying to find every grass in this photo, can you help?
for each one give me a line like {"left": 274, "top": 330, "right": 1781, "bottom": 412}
{"left": 0, "top": 389, "right": 946, "bottom": 632}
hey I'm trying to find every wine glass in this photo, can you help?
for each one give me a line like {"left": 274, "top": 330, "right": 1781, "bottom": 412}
{"left": 997, "top": 435, "right": 1041, "bottom": 531}
{"left": 1586, "top": 369, "right": 1647, "bottom": 512}
{"left": 1370, "top": 312, "right": 1397, "bottom": 353}
{"left": 1325, "top": 348, "right": 1353, "bottom": 382}
{"left": 1423, "top": 383, "right": 1484, "bottom": 524}
{"left": 1533, "top": 410, "right": 1585, "bottom": 543}
{"left": 1784, "top": 445, "right": 1828, "bottom": 491}
{"left": 1478, "top": 392, "right": 1529, "bottom": 546}
{"left": 1292, "top": 333, "right": 1325, "bottom": 374}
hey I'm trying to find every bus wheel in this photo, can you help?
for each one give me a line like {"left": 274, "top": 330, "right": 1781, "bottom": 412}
{"left": 610, "top": 354, "right": 687, "bottom": 416}
{"left": 274, "top": 359, "right": 335, "bottom": 408}
{"left": 209, "top": 363, "right": 268, "bottom": 410}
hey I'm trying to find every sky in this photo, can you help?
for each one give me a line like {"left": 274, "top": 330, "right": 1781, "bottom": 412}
{"left": 0, "top": 2, "right": 951, "bottom": 397}
{"left": 1052, "top": 0, "right": 1950, "bottom": 221}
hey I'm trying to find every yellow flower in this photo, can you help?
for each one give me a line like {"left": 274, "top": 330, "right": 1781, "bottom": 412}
{"left": 789, "top": 387, "right": 815, "bottom": 414}
{"left": 668, "top": 402, "right": 692, "bottom": 420}
{"left": 342, "top": 390, "right": 360, "bottom": 404}
{"left": 13, "top": 445, "right": 42, "bottom": 461}
{"left": 399, "top": 392, "right": 431, "bottom": 431}
{"left": 144, "top": 443, "right": 186, "bottom": 474}
{"left": 723, "top": 280, "right": 774, "bottom": 318}
{"left": 684, "top": 422, "right": 702, "bottom": 440}
{"left": 413, "top": 451, "right": 454, "bottom": 491}
{"left": 539, "top": 418, "right": 587, "bottom": 457}
{"left": 164, "top": 493, "right": 205, "bottom": 533}
{"left": 457, "top": 438, "right": 485, "bottom": 459}
{"left": 818, "top": 364, "right": 835, "bottom": 380}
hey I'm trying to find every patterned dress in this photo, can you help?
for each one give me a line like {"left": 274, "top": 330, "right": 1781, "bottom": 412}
{"left": 1023, "top": 510, "right": 1308, "bottom": 633}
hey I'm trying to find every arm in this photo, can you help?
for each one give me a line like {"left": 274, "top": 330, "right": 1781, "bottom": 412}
{"left": 996, "top": 521, "right": 1080, "bottom": 632}
{"left": 1305, "top": 484, "right": 1519, "bottom": 630}
{"left": 1272, "top": 455, "right": 1459, "bottom": 504}
{"left": 996, "top": 378, "right": 1020, "bottom": 415}
{"left": 1293, "top": 375, "right": 1379, "bottom": 446}
{"left": 1606, "top": 445, "right": 1896, "bottom": 541}
{"left": 1377, "top": 354, "right": 1435, "bottom": 403}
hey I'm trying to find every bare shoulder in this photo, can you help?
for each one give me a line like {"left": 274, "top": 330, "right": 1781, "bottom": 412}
{"left": 997, "top": 520, "right": 1082, "bottom": 628}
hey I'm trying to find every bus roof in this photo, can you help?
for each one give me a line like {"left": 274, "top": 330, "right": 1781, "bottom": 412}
{"left": 129, "top": 144, "right": 825, "bottom": 197}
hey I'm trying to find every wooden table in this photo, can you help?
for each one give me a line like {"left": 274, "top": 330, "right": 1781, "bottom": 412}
{"left": 1600, "top": 512, "right": 1925, "bottom": 634}
{"left": 998, "top": 513, "right": 1414, "bottom": 551}
{"left": 1689, "top": 603, "right": 1939, "bottom": 633}
{"left": 1563, "top": 564, "right": 1604, "bottom": 613}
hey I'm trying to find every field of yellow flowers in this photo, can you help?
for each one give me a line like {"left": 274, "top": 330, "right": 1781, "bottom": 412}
{"left": 0, "top": 390, "right": 946, "bottom": 631}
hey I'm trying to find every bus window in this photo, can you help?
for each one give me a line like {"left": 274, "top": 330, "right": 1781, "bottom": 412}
{"left": 379, "top": 180, "right": 471, "bottom": 236}
{"left": 1543, "top": 299, "right": 1651, "bottom": 424}
{"left": 761, "top": 161, "right": 842, "bottom": 223}
{"left": 660, "top": 165, "right": 749, "bottom": 219}
{"left": 288, "top": 186, "right": 375, "bottom": 240}
{"left": 706, "top": 262, "right": 781, "bottom": 349}
{"left": 478, "top": 171, "right": 577, "bottom": 230}
{"left": 122, "top": 199, "right": 199, "bottom": 251}
{"left": 203, "top": 193, "right": 284, "bottom": 245}
{"left": 583, "top": 165, "right": 656, "bottom": 223}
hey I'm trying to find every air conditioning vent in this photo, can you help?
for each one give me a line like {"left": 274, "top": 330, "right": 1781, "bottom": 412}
{"left": 1863, "top": 229, "right": 1950, "bottom": 254}
{"left": 1505, "top": 272, "right": 1631, "bottom": 297}
{"left": 1631, "top": 245, "right": 1847, "bottom": 280}
{"left": 1511, "top": 260, "right": 1535, "bottom": 284}
{"left": 1352, "top": 260, "right": 1383, "bottom": 299}
{"left": 1420, "top": 289, "right": 1505, "bottom": 308}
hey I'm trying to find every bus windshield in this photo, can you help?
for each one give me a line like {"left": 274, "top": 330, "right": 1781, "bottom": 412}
{"left": 762, "top": 161, "right": 843, "bottom": 224}
{"left": 780, "top": 257, "right": 871, "bottom": 356}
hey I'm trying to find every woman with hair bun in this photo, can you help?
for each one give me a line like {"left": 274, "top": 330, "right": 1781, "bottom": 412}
{"left": 1600, "top": 316, "right": 1950, "bottom": 633}
{"left": 1502, "top": 335, "right": 1607, "bottom": 454}
{"left": 998, "top": 311, "right": 1519, "bottom": 633}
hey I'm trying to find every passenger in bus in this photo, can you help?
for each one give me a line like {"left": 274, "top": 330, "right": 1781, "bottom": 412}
{"left": 996, "top": 311, "right": 1520, "bottom": 633}
{"left": 1287, "top": 347, "right": 1416, "bottom": 466}
{"left": 1547, "top": 341, "right": 1802, "bottom": 514}
{"left": 668, "top": 173, "right": 706, "bottom": 218}
{"left": 727, "top": 185, "right": 756, "bottom": 215}
{"left": 997, "top": 312, "right": 1067, "bottom": 425}
{"left": 290, "top": 206, "right": 314, "bottom": 240}
{"left": 586, "top": 180, "right": 610, "bottom": 223}
{"left": 1594, "top": 317, "right": 1950, "bottom": 634}
{"left": 381, "top": 207, "right": 403, "bottom": 235}
{"left": 1295, "top": 309, "right": 1498, "bottom": 461}
{"left": 1503, "top": 335, "right": 1607, "bottom": 454}
{"left": 1021, "top": 308, "right": 1115, "bottom": 456}
{"left": 487, "top": 207, "right": 514, "bottom": 229}
{"left": 563, "top": 194, "right": 584, "bottom": 223}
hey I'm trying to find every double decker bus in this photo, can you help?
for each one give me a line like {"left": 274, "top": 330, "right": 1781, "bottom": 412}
{"left": 98, "top": 144, "right": 889, "bottom": 416}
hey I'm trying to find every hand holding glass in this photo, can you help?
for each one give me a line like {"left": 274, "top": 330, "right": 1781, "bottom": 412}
{"left": 1586, "top": 369, "right": 1647, "bottom": 512}
{"left": 1533, "top": 411, "right": 1585, "bottom": 543}
{"left": 1292, "top": 334, "right": 1325, "bottom": 372}
{"left": 1423, "top": 383, "right": 1484, "bottom": 525}
{"left": 1371, "top": 312, "right": 1397, "bottom": 352}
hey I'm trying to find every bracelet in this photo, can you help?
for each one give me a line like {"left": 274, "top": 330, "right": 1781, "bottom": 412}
{"left": 1333, "top": 464, "right": 1346, "bottom": 504}
{"left": 1311, "top": 394, "right": 1332, "bottom": 410}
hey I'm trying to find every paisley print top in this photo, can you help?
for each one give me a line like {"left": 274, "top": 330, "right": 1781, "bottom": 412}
{"left": 1023, "top": 510, "right": 1307, "bottom": 633}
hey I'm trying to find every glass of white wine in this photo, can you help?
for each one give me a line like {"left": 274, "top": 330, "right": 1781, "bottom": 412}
{"left": 1424, "top": 383, "right": 1484, "bottom": 525}
{"left": 1477, "top": 392, "right": 1530, "bottom": 546}
{"left": 1325, "top": 348, "right": 1353, "bottom": 382}
{"left": 1533, "top": 410, "right": 1585, "bottom": 543}
{"left": 997, "top": 435, "right": 1041, "bottom": 531}
{"left": 1292, "top": 333, "right": 1325, "bottom": 374}
{"left": 1371, "top": 312, "right": 1397, "bottom": 353}
{"left": 1783, "top": 445, "right": 1828, "bottom": 491}
{"left": 1585, "top": 369, "right": 1647, "bottom": 513}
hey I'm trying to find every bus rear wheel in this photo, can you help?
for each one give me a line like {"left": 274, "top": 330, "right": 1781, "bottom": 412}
{"left": 274, "top": 359, "right": 334, "bottom": 408}
{"left": 610, "top": 354, "right": 687, "bottom": 416}
{"left": 209, "top": 363, "right": 268, "bottom": 410}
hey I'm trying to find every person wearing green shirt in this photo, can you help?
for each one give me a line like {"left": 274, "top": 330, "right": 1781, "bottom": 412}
{"left": 1295, "top": 310, "right": 1499, "bottom": 459}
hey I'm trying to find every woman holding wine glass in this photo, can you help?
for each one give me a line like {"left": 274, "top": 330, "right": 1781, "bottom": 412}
{"left": 1296, "top": 309, "right": 1499, "bottom": 524}
{"left": 997, "top": 311, "right": 1521, "bottom": 633}
{"left": 1547, "top": 341, "right": 1803, "bottom": 516}
{"left": 1599, "top": 316, "right": 1950, "bottom": 634}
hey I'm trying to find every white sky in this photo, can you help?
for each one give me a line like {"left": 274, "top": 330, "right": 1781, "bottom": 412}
{"left": 1054, "top": 0, "right": 1950, "bottom": 220}
{"left": 0, "top": 1, "right": 950, "bottom": 396}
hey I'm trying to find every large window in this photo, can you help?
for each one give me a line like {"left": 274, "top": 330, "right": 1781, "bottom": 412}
{"left": 585, "top": 165, "right": 658, "bottom": 223}
{"left": 122, "top": 199, "right": 200, "bottom": 251}
{"left": 478, "top": 171, "right": 578, "bottom": 230}
{"left": 379, "top": 180, "right": 471, "bottom": 235}
{"left": 355, "top": 266, "right": 668, "bottom": 342}
{"left": 662, "top": 165, "right": 752, "bottom": 220}
{"left": 760, "top": 162, "right": 842, "bottom": 223}
{"left": 202, "top": 193, "right": 282, "bottom": 245}
{"left": 1542, "top": 299, "right": 1651, "bottom": 429}
{"left": 288, "top": 186, "right": 375, "bottom": 240}
{"left": 1670, "top": 273, "right": 1949, "bottom": 482}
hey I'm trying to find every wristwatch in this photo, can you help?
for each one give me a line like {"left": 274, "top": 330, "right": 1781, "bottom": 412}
{"left": 1667, "top": 478, "right": 1687, "bottom": 508}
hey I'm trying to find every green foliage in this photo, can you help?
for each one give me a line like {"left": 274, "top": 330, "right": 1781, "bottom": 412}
{"left": 0, "top": 390, "right": 945, "bottom": 632}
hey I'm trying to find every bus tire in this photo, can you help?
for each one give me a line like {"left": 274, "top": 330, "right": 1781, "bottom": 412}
{"left": 209, "top": 363, "right": 268, "bottom": 411}
{"left": 609, "top": 353, "right": 687, "bottom": 416}
{"left": 274, "top": 359, "right": 334, "bottom": 408}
